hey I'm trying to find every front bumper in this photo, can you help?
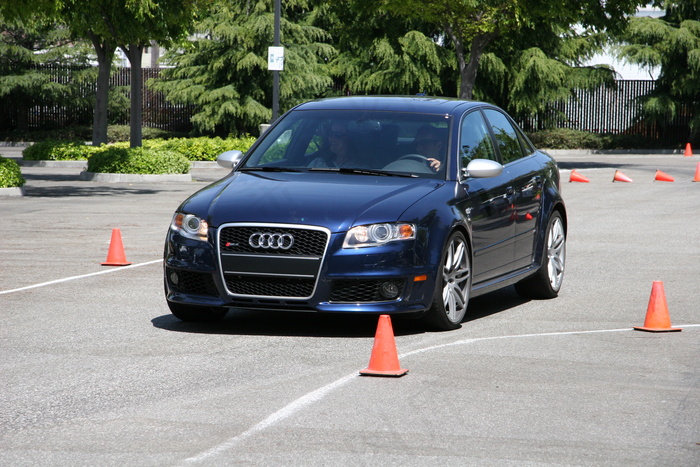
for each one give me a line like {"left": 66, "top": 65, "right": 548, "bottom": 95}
{"left": 164, "top": 227, "right": 437, "bottom": 315}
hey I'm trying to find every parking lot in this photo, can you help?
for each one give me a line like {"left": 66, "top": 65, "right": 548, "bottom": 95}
{"left": 1, "top": 149, "right": 699, "bottom": 466}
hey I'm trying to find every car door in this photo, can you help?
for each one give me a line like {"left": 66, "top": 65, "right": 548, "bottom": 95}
{"left": 457, "top": 110, "right": 515, "bottom": 283}
{"left": 482, "top": 109, "right": 544, "bottom": 270}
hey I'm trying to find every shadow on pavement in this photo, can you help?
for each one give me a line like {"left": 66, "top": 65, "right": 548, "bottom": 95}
{"left": 151, "top": 287, "right": 528, "bottom": 338}
{"left": 557, "top": 161, "right": 636, "bottom": 170}
{"left": 23, "top": 185, "right": 165, "bottom": 197}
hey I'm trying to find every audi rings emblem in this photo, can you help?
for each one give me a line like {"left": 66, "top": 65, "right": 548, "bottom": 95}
{"left": 249, "top": 232, "right": 294, "bottom": 250}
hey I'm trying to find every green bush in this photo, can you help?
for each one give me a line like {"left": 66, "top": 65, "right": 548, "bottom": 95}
{"left": 155, "top": 135, "right": 257, "bottom": 161}
{"left": 0, "top": 156, "right": 26, "bottom": 188}
{"left": 107, "top": 125, "right": 180, "bottom": 142}
{"left": 527, "top": 129, "right": 605, "bottom": 150}
{"left": 22, "top": 140, "right": 101, "bottom": 161}
{"left": 527, "top": 128, "right": 670, "bottom": 150}
{"left": 22, "top": 136, "right": 257, "bottom": 162}
{"left": 86, "top": 147, "right": 190, "bottom": 174}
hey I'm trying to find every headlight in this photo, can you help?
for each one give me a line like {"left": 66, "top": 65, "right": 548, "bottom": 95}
{"left": 343, "top": 223, "right": 415, "bottom": 248}
{"left": 171, "top": 212, "right": 208, "bottom": 241}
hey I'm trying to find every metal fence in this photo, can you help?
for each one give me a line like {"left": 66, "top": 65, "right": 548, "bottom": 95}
{"left": 109, "top": 68, "right": 195, "bottom": 132}
{"left": 1, "top": 67, "right": 195, "bottom": 132}
{"left": 1, "top": 67, "right": 693, "bottom": 141}
{"left": 519, "top": 80, "right": 693, "bottom": 143}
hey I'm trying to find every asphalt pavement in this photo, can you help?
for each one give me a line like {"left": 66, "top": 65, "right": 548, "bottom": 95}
{"left": 1, "top": 148, "right": 699, "bottom": 466}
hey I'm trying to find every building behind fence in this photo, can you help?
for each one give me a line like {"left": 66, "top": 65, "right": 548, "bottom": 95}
{"left": 1, "top": 67, "right": 693, "bottom": 142}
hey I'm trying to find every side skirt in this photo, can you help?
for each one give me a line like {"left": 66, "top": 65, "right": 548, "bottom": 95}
{"left": 471, "top": 264, "right": 539, "bottom": 298}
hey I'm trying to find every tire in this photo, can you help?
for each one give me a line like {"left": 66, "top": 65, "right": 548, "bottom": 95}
{"left": 515, "top": 211, "right": 566, "bottom": 299}
{"left": 424, "top": 231, "right": 472, "bottom": 331}
{"left": 167, "top": 301, "right": 228, "bottom": 322}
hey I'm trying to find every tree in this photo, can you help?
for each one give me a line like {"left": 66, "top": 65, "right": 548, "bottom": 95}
{"left": 617, "top": 1, "right": 700, "bottom": 141}
{"left": 60, "top": 0, "right": 207, "bottom": 147}
{"left": 152, "top": 0, "right": 335, "bottom": 136}
{"left": 380, "top": 0, "right": 644, "bottom": 99}
{"left": 1, "top": 1, "right": 116, "bottom": 145}
{"left": 0, "top": 15, "right": 93, "bottom": 131}
{"left": 311, "top": 2, "right": 452, "bottom": 95}
{"left": 1, "top": 0, "right": 206, "bottom": 146}
{"left": 473, "top": 18, "right": 618, "bottom": 127}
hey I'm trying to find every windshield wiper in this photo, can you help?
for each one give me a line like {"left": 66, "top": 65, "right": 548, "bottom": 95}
{"left": 238, "top": 166, "right": 304, "bottom": 173}
{"left": 309, "top": 167, "right": 418, "bottom": 178}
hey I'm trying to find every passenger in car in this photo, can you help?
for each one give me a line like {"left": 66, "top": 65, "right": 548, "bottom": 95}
{"left": 308, "top": 122, "right": 361, "bottom": 168}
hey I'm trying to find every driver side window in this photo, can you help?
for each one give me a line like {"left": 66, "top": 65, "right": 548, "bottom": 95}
{"left": 460, "top": 111, "right": 497, "bottom": 169}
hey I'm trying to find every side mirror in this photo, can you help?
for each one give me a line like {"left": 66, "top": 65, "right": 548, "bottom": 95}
{"left": 463, "top": 159, "right": 503, "bottom": 179}
{"left": 216, "top": 150, "right": 244, "bottom": 169}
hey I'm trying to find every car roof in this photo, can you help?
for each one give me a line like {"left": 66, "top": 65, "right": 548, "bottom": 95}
{"left": 293, "top": 96, "right": 486, "bottom": 114}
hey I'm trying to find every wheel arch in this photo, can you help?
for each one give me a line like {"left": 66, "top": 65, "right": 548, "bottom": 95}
{"left": 532, "top": 186, "right": 567, "bottom": 269}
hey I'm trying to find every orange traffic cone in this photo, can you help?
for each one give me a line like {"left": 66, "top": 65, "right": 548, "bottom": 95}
{"left": 654, "top": 170, "right": 674, "bottom": 182}
{"left": 613, "top": 170, "right": 633, "bottom": 183}
{"left": 693, "top": 162, "right": 700, "bottom": 182}
{"left": 634, "top": 281, "right": 682, "bottom": 332}
{"left": 684, "top": 143, "right": 693, "bottom": 157}
{"left": 570, "top": 170, "right": 590, "bottom": 183}
{"left": 359, "top": 315, "right": 408, "bottom": 377}
{"left": 101, "top": 228, "right": 132, "bottom": 266}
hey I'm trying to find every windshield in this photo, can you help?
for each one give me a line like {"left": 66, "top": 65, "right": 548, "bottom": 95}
{"left": 240, "top": 110, "right": 451, "bottom": 179}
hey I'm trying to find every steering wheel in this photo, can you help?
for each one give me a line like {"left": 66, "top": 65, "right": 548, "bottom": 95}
{"left": 397, "top": 154, "right": 429, "bottom": 163}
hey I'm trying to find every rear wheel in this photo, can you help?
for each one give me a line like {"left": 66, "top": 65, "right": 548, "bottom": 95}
{"left": 424, "top": 231, "right": 472, "bottom": 331}
{"left": 167, "top": 301, "right": 228, "bottom": 322}
{"left": 515, "top": 211, "right": 566, "bottom": 299}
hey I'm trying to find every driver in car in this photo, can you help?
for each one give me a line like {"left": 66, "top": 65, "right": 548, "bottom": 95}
{"left": 413, "top": 125, "right": 444, "bottom": 172}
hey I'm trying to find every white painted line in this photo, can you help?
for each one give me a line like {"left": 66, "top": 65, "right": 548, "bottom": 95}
{"left": 182, "top": 373, "right": 357, "bottom": 465}
{"left": 0, "top": 259, "right": 162, "bottom": 295}
{"left": 180, "top": 324, "right": 699, "bottom": 465}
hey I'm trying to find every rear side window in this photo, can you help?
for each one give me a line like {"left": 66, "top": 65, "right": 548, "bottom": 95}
{"left": 483, "top": 109, "right": 526, "bottom": 164}
{"left": 459, "top": 110, "right": 497, "bottom": 167}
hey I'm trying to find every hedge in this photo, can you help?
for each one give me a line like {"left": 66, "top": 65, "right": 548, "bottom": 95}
{"left": 0, "top": 156, "right": 26, "bottom": 188}
{"left": 86, "top": 147, "right": 190, "bottom": 174}
{"left": 22, "top": 135, "right": 257, "bottom": 162}
{"left": 23, "top": 140, "right": 101, "bottom": 161}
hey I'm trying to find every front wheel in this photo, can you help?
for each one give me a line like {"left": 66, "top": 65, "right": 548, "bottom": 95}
{"left": 167, "top": 301, "right": 228, "bottom": 322}
{"left": 515, "top": 211, "right": 566, "bottom": 299}
{"left": 424, "top": 231, "right": 472, "bottom": 331}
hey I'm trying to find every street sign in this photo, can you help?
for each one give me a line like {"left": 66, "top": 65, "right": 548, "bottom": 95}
{"left": 268, "top": 47, "right": 284, "bottom": 71}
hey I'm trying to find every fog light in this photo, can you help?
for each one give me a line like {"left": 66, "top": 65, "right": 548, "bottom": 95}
{"left": 169, "top": 271, "right": 179, "bottom": 286}
{"left": 379, "top": 281, "right": 400, "bottom": 300}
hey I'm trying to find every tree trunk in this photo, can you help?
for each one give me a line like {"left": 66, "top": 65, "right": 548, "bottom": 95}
{"left": 89, "top": 35, "right": 115, "bottom": 146}
{"left": 122, "top": 44, "right": 144, "bottom": 148}
{"left": 447, "top": 26, "right": 498, "bottom": 100}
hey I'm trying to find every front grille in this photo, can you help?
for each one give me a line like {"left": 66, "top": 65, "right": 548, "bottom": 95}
{"left": 218, "top": 224, "right": 330, "bottom": 299}
{"left": 220, "top": 226, "right": 327, "bottom": 256}
{"left": 330, "top": 279, "right": 404, "bottom": 303}
{"left": 166, "top": 267, "right": 218, "bottom": 297}
{"left": 225, "top": 275, "right": 315, "bottom": 298}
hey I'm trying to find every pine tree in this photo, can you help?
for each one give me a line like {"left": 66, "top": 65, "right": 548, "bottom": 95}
{"left": 311, "top": 2, "right": 452, "bottom": 96}
{"left": 617, "top": 1, "right": 700, "bottom": 141}
{"left": 152, "top": 0, "right": 335, "bottom": 136}
{"left": 475, "top": 21, "right": 617, "bottom": 128}
{"left": 0, "top": 16, "right": 92, "bottom": 131}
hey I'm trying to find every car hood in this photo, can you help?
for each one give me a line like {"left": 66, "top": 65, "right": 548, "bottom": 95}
{"left": 182, "top": 171, "right": 444, "bottom": 233}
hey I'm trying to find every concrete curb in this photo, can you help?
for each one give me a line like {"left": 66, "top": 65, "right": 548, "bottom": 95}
{"left": 0, "top": 186, "right": 26, "bottom": 197}
{"left": 544, "top": 149, "right": 685, "bottom": 157}
{"left": 18, "top": 160, "right": 87, "bottom": 168}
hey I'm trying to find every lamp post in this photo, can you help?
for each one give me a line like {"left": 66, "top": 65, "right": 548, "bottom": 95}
{"left": 271, "top": 0, "right": 281, "bottom": 122}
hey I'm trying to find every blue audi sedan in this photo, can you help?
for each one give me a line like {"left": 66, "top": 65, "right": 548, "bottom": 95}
{"left": 164, "top": 96, "right": 566, "bottom": 330}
